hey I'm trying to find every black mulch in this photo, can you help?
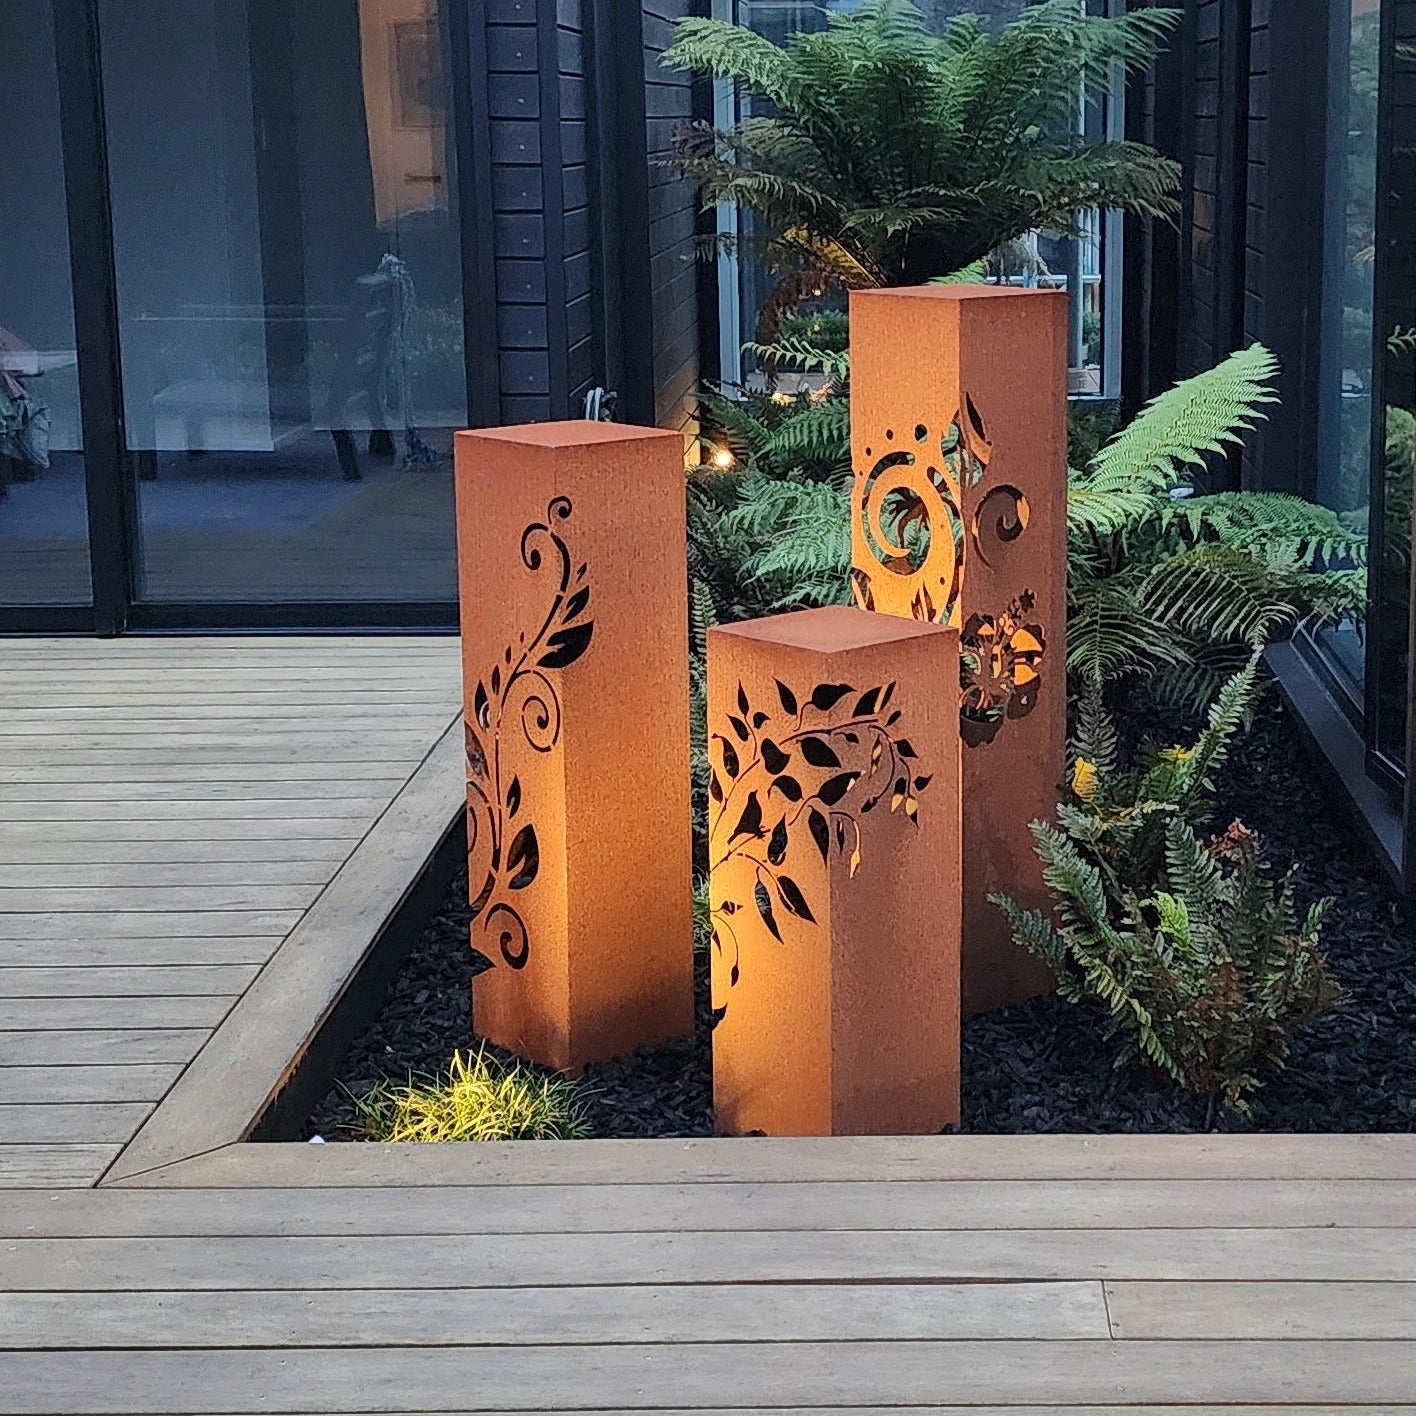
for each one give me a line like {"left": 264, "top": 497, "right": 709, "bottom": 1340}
{"left": 307, "top": 690, "right": 1416, "bottom": 1140}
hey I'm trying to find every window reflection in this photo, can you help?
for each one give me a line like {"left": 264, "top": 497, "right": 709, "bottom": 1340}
{"left": 0, "top": 0, "right": 91, "bottom": 608}
{"left": 1372, "top": 4, "right": 1416, "bottom": 773}
{"left": 1314, "top": 0, "right": 1383, "bottom": 699}
{"left": 98, "top": 0, "right": 465, "bottom": 605}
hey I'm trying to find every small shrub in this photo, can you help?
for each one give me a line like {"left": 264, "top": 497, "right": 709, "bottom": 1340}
{"left": 992, "top": 662, "right": 1339, "bottom": 1115}
{"left": 355, "top": 1050, "right": 589, "bottom": 1142}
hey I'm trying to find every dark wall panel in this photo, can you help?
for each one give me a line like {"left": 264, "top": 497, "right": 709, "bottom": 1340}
{"left": 477, "top": 0, "right": 594, "bottom": 423}
{"left": 643, "top": 1, "right": 702, "bottom": 447}
{"left": 1141, "top": 0, "right": 1329, "bottom": 495}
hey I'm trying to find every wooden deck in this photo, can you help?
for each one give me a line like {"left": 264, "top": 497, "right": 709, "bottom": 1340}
{"left": 0, "top": 635, "right": 465, "bottom": 1187}
{"left": 2, "top": 635, "right": 1414, "bottom": 1411}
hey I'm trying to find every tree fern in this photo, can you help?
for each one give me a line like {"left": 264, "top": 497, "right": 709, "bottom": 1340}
{"left": 1080, "top": 344, "right": 1280, "bottom": 498}
{"left": 665, "top": 0, "right": 1181, "bottom": 318}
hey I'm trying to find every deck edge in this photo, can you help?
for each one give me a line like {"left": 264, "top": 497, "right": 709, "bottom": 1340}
{"left": 101, "top": 718, "right": 465, "bottom": 1185}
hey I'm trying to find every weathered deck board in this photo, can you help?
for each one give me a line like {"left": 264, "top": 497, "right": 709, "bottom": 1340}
{"left": 0, "top": 966, "right": 261, "bottom": 996}
{"left": 116, "top": 1132, "right": 1416, "bottom": 1188}
{"left": 0, "top": 995, "right": 235, "bottom": 1030}
{"left": 8, "top": 1226, "right": 1413, "bottom": 1291}
{"left": 0, "top": 1145, "right": 122, "bottom": 1188}
{"left": 7, "top": 1177, "right": 1414, "bottom": 1238}
{"left": 5, "top": 1341, "right": 1416, "bottom": 1411}
{"left": 1106, "top": 1281, "right": 1416, "bottom": 1339}
{"left": 0, "top": 635, "right": 462, "bottom": 1189}
{"left": 0, "top": 1103, "right": 152, "bottom": 1144}
{"left": 0, "top": 1280, "right": 1109, "bottom": 1349}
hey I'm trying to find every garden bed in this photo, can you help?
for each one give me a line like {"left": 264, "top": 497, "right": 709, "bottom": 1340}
{"left": 306, "top": 690, "right": 1416, "bottom": 1139}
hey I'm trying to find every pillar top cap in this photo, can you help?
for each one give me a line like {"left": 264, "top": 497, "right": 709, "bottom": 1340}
{"left": 851, "top": 284, "right": 1068, "bottom": 306}
{"left": 711, "top": 605, "right": 955, "bottom": 655}
{"left": 457, "top": 420, "right": 683, "bottom": 450}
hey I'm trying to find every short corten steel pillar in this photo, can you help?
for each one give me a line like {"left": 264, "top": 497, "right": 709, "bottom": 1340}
{"left": 707, "top": 606, "right": 962, "bottom": 1137}
{"left": 849, "top": 285, "right": 1068, "bottom": 1016}
{"left": 454, "top": 421, "right": 694, "bottom": 1073}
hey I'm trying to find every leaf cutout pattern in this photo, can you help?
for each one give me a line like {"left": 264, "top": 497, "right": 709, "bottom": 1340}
{"left": 800, "top": 736, "right": 842, "bottom": 769}
{"left": 466, "top": 496, "right": 593, "bottom": 976}
{"left": 709, "top": 671, "right": 938, "bottom": 1016}
{"left": 777, "top": 876, "right": 815, "bottom": 925}
{"left": 810, "top": 683, "right": 853, "bottom": 712}
{"left": 767, "top": 818, "right": 789, "bottom": 867}
{"left": 539, "top": 622, "right": 593, "bottom": 670}
{"left": 754, "top": 880, "right": 783, "bottom": 943}
{"left": 729, "top": 792, "right": 765, "bottom": 844}
{"left": 761, "top": 739, "right": 790, "bottom": 774}
{"left": 506, "top": 825, "right": 539, "bottom": 889}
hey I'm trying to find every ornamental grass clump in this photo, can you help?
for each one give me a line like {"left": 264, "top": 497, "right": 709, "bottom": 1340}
{"left": 993, "top": 660, "right": 1339, "bottom": 1115}
{"left": 355, "top": 1050, "right": 589, "bottom": 1142}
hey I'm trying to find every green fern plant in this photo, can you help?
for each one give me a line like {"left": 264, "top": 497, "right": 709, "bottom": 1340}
{"left": 665, "top": 0, "right": 1180, "bottom": 334}
{"left": 992, "top": 661, "right": 1338, "bottom": 1115}
{"left": 1068, "top": 345, "right": 1368, "bottom": 704}
{"left": 699, "top": 345, "right": 1366, "bottom": 709}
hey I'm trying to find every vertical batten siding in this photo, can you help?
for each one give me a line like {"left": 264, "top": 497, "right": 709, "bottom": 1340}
{"left": 483, "top": 0, "right": 591, "bottom": 423}
{"left": 1240, "top": 0, "right": 1269, "bottom": 485}
{"left": 1148, "top": 0, "right": 1329, "bottom": 496}
{"left": 644, "top": 1, "right": 703, "bottom": 454}
{"left": 1186, "top": 0, "right": 1221, "bottom": 377}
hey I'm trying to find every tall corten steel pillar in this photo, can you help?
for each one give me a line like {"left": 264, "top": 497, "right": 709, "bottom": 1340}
{"left": 708, "top": 606, "right": 963, "bottom": 1137}
{"left": 454, "top": 421, "right": 694, "bottom": 1073}
{"left": 849, "top": 285, "right": 1068, "bottom": 1015}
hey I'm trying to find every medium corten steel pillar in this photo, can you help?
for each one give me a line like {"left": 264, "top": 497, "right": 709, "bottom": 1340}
{"left": 707, "top": 606, "right": 962, "bottom": 1137}
{"left": 454, "top": 421, "right": 694, "bottom": 1073}
{"left": 849, "top": 285, "right": 1068, "bottom": 1015}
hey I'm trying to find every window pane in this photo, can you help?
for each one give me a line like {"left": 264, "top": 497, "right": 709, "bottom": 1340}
{"left": 1373, "top": 0, "right": 1416, "bottom": 773}
{"left": 0, "top": 0, "right": 92, "bottom": 608}
{"left": 1314, "top": 0, "right": 1383, "bottom": 701}
{"left": 98, "top": 0, "right": 465, "bottom": 605}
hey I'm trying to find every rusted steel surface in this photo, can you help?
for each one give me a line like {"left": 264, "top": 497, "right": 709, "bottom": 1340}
{"left": 850, "top": 286, "right": 1068, "bottom": 1015}
{"left": 455, "top": 421, "right": 694, "bottom": 1073}
{"left": 708, "top": 606, "right": 962, "bottom": 1136}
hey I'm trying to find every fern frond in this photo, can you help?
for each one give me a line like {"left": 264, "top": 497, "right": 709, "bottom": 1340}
{"left": 741, "top": 337, "right": 851, "bottom": 380}
{"left": 1140, "top": 544, "right": 1297, "bottom": 648}
{"left": 1067, "top": 575, "right": 1190, "bottom": 681}
{"left": 1084, "top": 345, "right": 1279, "bottom": 496}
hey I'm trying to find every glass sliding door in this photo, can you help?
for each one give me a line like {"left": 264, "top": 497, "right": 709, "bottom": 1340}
{"left": 96, "top": 0, "right": 466, "bottom": 609}
{"left": 0, "top": 0, "right": 92, "bottom": 610}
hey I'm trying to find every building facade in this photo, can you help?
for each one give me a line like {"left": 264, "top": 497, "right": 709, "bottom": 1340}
{"left": 0, "top": 0, "right": 704, "bottom": 633}
{"left": 1129, "top": 0, "right": 1416, "bottom": 889}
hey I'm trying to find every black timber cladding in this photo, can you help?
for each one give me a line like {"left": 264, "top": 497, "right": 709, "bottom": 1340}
{"left": 1137, "top": 0, "right": 1330, "bottom": 496}
{"left": 643, "top": 1, "right": 704, "bottom": 444}
{"left": 478, "top": 0, "right": 592, "bottom": 423}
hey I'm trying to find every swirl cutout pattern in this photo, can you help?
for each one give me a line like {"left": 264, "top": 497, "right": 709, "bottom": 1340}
{"left": 851, "top": 416, "right": 984, "bottom": 625}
